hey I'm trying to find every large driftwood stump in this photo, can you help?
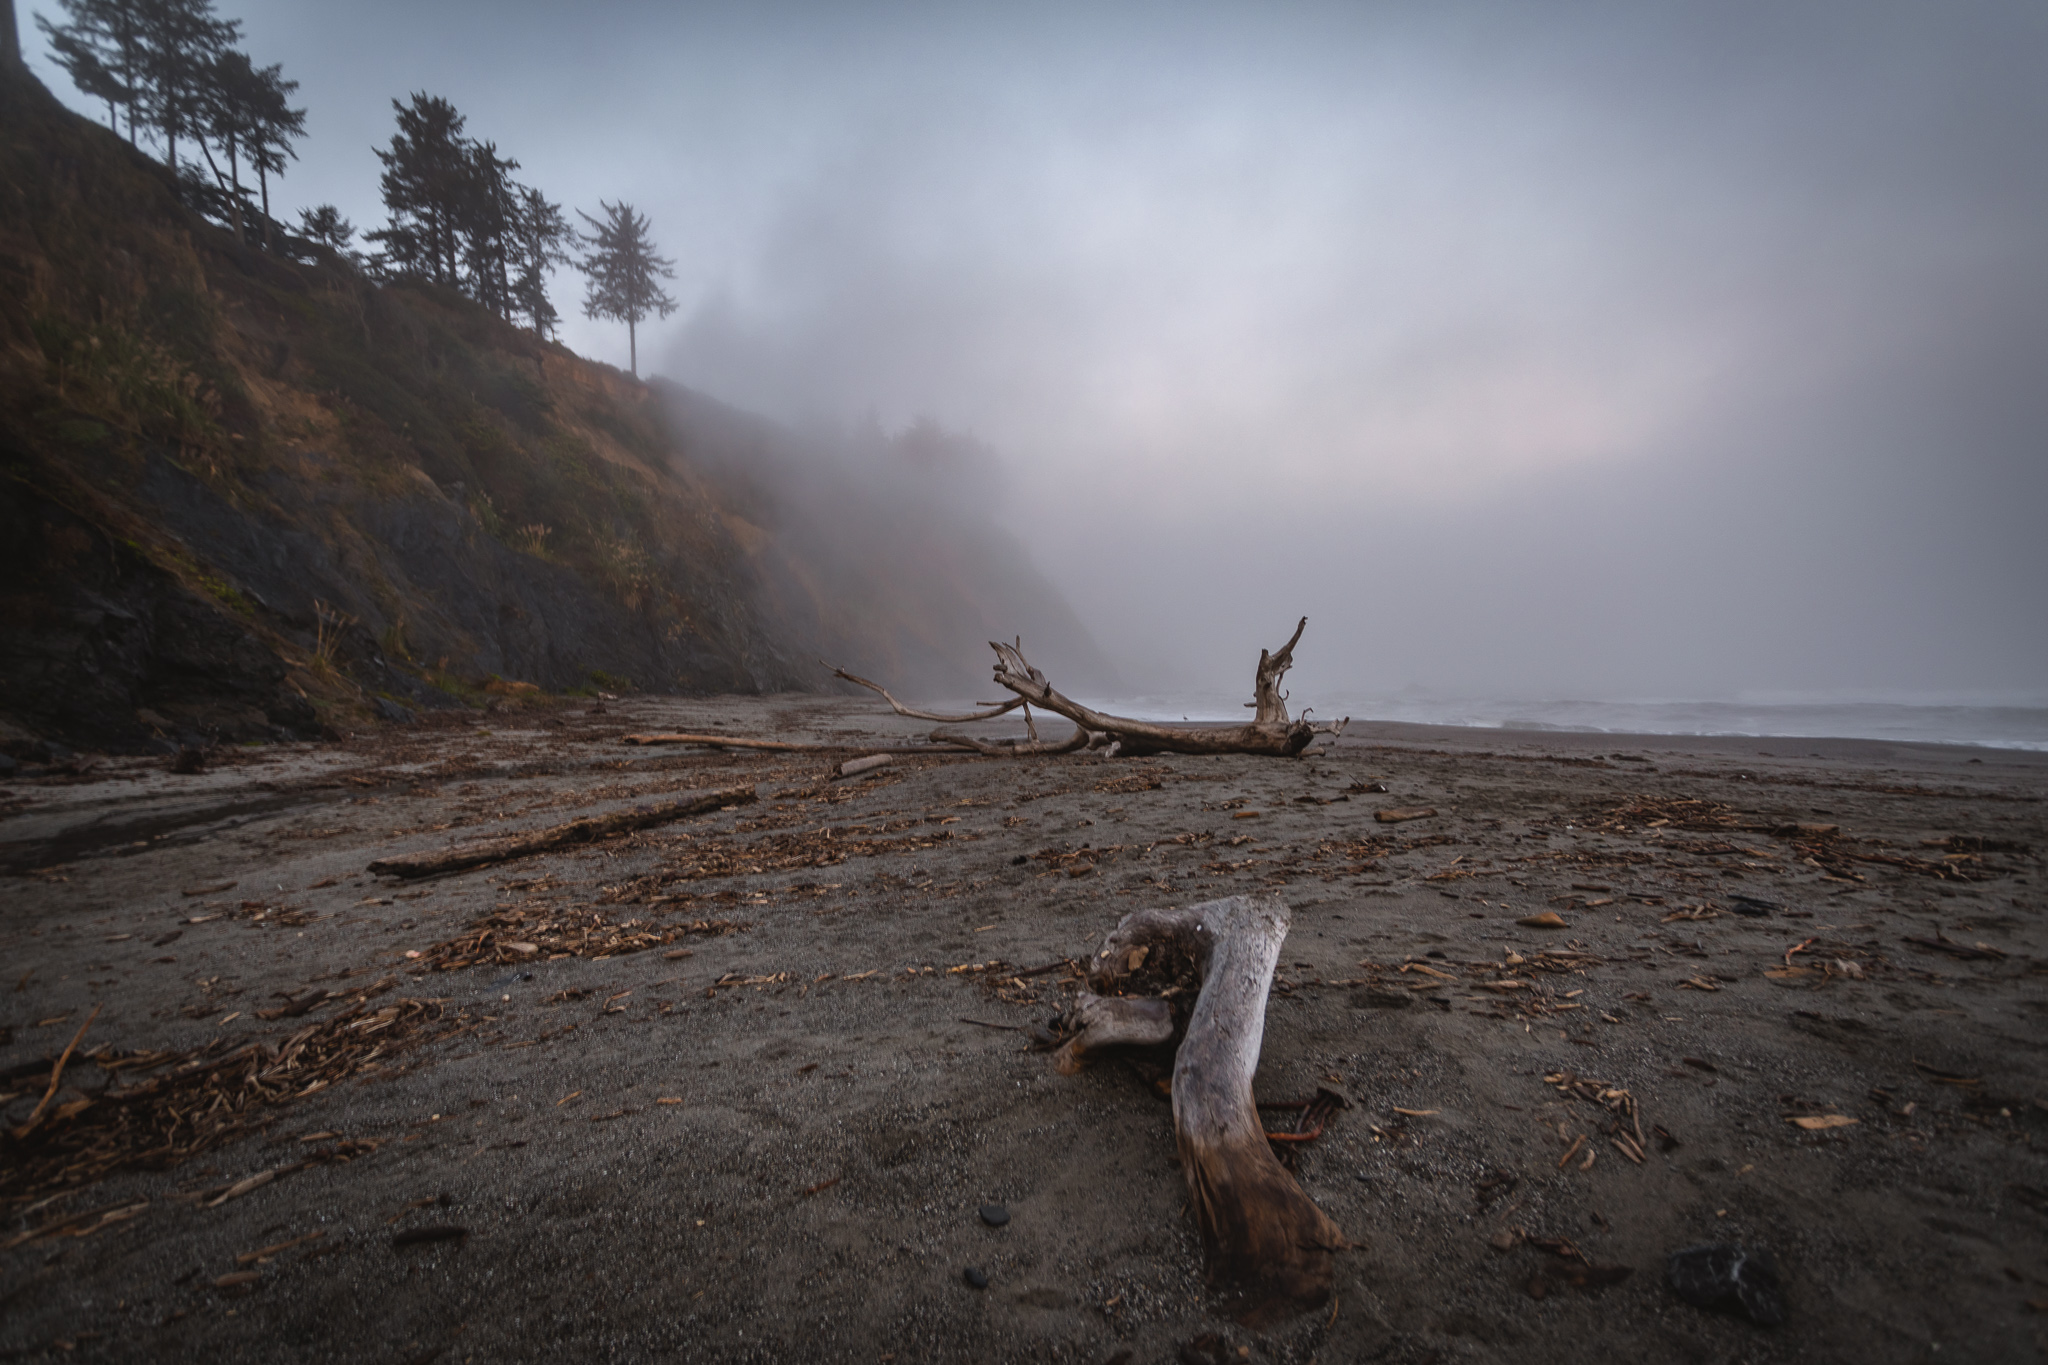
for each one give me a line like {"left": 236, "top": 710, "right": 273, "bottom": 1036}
{"left": 988, "top": 622, "right": 1317, "bottom": 757}
{"left": 1062, "top": 893, "right": 1348, "bottom": 1325}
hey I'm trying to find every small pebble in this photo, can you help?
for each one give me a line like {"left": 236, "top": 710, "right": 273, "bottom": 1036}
{"left": 963, "top": 1266, "right": 989, "bottom": 1289}
{"left": 979, "top": 1204, "right": 1010, "bottom": 1227}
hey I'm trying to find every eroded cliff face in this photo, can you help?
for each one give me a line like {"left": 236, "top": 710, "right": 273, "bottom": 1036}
{"left": 0, "top": 66, "right": 1108, "bottom": 755}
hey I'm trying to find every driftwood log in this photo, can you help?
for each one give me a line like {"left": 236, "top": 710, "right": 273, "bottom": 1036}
{"left": 620, "top": 733, "right": 974, "bottom": 755}
{"left": 926, "top": 723, "right": 1094, "bottom": 757}
{"left": 622, "top": 733, "right": 844, "bottom": 751}
{"left": 829, "top": 618, "right": 1344, "bottom": 759}
{"left": 366, "top": 783, "right": 756, "bottom": 879}
{"left": 1059, "top": 893, "right": 1348, "bottom": 1324}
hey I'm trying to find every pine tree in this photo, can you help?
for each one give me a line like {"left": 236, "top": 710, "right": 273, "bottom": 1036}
{"left": 39, "top": 0, "right": 242, "bottom": 174}
{"left": 242, "top": 58, "right": 303, "bottom": 250}
{"left": 576, "top": 201, "right": 677, "bottom": 378}
{"left": 509, "top": 186, "right": 572, "bottom": 339}
{"left": 459, "top": 138, "right": 520, "bottom": 318}
{"left": 298, "top": 204, "right": 354, "bottom": 253}
{"left": 194, "top": 47, "right": 260, "bottom": 242}
{"left": 174, "top": 44, "right": 300, "bottom": 247}
{"left": 35, "top": 0, "right": 143, "bottom": 140}
{"left": 134, "top": 0, "right": 239, "bottom": 179}
{"left": 367, "top": 95, "right": 567, "bottom": 327}
{"left": 369, "top": 93, "right": 471, "bottom": 287}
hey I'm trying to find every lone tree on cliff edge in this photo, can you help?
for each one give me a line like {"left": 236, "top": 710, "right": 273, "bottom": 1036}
{"left": 576, "top": 200, "right": 675, "bottom": 378}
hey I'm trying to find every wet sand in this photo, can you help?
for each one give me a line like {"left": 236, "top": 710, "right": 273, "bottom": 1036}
{"left": 2, "top": 696, "right": 2044, "bottom": 1363}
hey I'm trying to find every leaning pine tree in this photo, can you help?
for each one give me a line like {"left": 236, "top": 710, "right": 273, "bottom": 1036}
{"left": 576, "top": 200, "right": 675, "bottom": 378}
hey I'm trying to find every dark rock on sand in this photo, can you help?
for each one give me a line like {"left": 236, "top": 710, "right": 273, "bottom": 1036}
{"left": 1668, "top": 1243, "right": 1787, "bottom": 1325}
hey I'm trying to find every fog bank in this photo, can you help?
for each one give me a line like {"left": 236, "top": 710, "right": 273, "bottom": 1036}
{"left": 656, "top": 2, "right": 2048, "bottom": 702}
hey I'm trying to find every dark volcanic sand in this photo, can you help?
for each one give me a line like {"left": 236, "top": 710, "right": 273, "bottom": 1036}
{"left": 2, "top": 697, "right": 2044, "bottom": 1363}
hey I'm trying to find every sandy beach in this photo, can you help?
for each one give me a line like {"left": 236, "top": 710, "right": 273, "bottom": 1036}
{"left": 2, "top": 695, "right": 2043, "bottom": 1363}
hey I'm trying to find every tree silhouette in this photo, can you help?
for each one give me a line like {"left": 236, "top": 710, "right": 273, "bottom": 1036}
{"left": 111, "top": 27, "right": 303, "bottom": 249}
{"left": 37, "top": 0, "right": 146, "bottom": 143}
{"left": 240, "top": 56, "right": 303, "bottom": 250}
{"left": 39, "top": 0, "right": 265, "bottom": 207}
{"left": 369, "top": 93, "right": 470, "bottom": 287}
{"left": 459, "top": 137, "right": 520, "bottom": 317}
{"left": 135, "top": 0, "right": 239, "bottom": 178}
{"left": 368, "top": 93, "right": 550, "bottom": 323}
{"left": 510, "top": 186, "right": 572, "bottom": 339}
{"left": 193, "top": 48, "right": 263, "bottom": 242}
{"left": 576, "top": 201, "right": 676, "bottom": 378}
{"left": 298, "top": 204, "right": 355, "bottom": 253}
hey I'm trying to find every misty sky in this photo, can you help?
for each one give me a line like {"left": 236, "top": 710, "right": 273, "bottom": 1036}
{"left": 26, "top": 1, "right": 2048, "bottom": 703}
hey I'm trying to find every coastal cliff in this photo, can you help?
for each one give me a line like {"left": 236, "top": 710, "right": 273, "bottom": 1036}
{"left": 0, "top": 65, "right": 1106, "bottom": 754}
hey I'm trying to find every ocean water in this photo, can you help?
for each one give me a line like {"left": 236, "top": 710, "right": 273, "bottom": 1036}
{"left": 1068, "top": 692, "right": 2048, "bottom": 752}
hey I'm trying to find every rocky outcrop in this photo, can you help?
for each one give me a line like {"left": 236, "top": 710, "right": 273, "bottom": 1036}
{"left": 0, "top": 465, "right": 317, "bottom": 752}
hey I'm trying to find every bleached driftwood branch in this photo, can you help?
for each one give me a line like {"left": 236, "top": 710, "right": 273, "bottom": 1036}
{"left": 1058, "top": 894, "right": 1348, "bottom": 1325}
{"left": 825, "top": 662, "right": 1024, "bottom": 723}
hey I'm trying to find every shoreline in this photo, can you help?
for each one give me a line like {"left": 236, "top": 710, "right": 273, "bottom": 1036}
{"left": 1071, "top": 695, "right": 2048, "bottom": 755}
{"left": 1333, "top": 716, "right": 2048, "bottom": 766}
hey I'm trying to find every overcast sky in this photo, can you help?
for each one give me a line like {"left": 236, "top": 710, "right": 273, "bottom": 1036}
{"left": 25, "top": 1, "right": 2048, "bottom": 703}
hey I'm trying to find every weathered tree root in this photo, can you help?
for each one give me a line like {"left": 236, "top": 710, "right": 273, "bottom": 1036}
{"left": 1060, "top": 894, "right": 1349, "bottom": 1325}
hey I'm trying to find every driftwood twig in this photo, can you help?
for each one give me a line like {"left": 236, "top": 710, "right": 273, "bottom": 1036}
{"left": 13, "top": 1004, "right": 103, "bottom": 1139}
